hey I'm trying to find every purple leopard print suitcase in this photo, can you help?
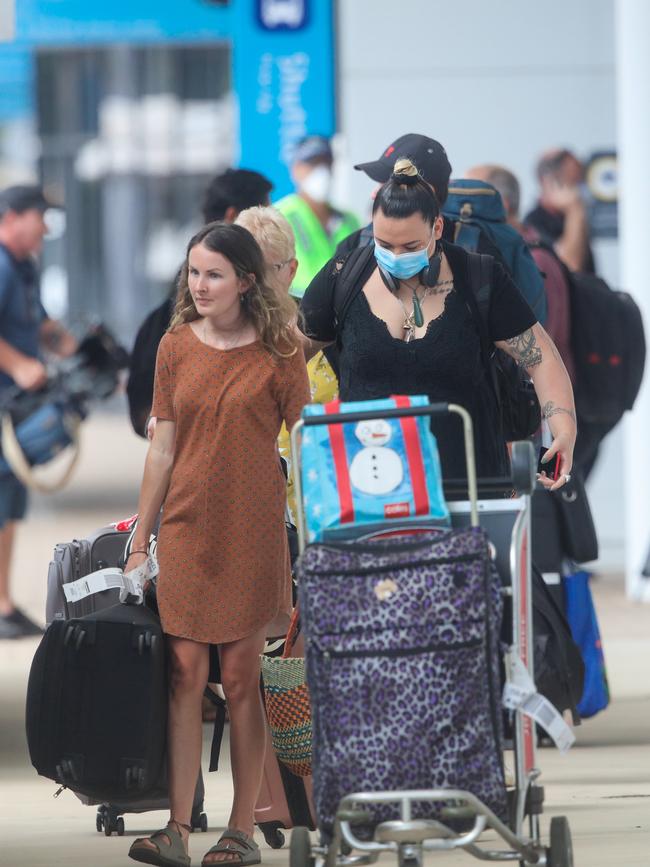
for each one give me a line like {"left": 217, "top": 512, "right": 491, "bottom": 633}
{"left": 297, "top": 527, "right": 507, "bottom": 839}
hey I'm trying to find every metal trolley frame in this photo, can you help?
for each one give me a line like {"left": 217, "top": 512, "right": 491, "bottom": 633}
{"left": 289, "top": 402, "right": 574, "bottom": 867}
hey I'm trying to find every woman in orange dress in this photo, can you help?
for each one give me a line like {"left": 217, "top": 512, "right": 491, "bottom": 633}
{"left": 126, "top": 223, "right": 310, "bottom": 867}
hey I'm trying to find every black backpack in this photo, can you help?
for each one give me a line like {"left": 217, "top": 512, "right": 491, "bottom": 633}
{"left": 527, "top": 239, "right": 646, "bottom": 428}
{"left": 531, "top": 566, "right": 585, "bottom": 722}
{"left": 568, "top": 271, "right": 645, "bottom": 426}
{"left": 330, "top": 245, "right": 541, "bottom": 442}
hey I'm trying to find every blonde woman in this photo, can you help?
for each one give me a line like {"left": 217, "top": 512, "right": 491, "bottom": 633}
{"left": 235, "top": 206, "right": 338, "bottom": 519}
{"left": 125, "top": 222, "right": 310, "bottom": 867}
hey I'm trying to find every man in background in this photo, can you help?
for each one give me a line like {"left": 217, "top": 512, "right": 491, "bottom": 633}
{"left": 126, "top": 168, "right": 273, "bottom": 437}
{"left": 0, "top": 185, "right": 77, "bottom": 638}
{"left": 525, "top": 148, "right": 595, "bottom": 274}
{"left": 276, "top": 135, "right": 359, "bottom": 298}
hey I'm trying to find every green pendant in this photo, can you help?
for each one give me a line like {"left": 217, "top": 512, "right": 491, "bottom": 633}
{"left": 412, "top": 292, "right": 424, "bottom": 328}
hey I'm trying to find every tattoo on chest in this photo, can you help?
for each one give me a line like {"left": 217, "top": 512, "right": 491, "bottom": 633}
{"left": 505, "top": 328, "right": 542, "bottom": 368}
{"left": 542, "top": 401, "right": 577, "bottom": 424}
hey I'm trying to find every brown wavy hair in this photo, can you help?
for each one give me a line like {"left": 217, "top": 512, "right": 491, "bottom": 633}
{"left": 170, "top": 221, "right": 299, "bottom": 357}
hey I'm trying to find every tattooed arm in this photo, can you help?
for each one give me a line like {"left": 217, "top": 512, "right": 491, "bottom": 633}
{"left": 495, "top": 323, "right": 576, "bottom": 490}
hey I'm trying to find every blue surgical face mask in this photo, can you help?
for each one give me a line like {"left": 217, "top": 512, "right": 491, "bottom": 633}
{"left": 374, "top": 235, "right": 433, "bottom": 280}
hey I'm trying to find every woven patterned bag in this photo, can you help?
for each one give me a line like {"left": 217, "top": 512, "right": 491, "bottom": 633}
{"left": 261, "top": 609, "right": 312, "bottom": 777}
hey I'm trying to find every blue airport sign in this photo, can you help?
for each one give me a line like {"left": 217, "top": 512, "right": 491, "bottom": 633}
{"left": 256, "top": 0, "right": 309, "bottom": 32}
{"left": 2, "top": 0, "right": 333, "bottom": 196}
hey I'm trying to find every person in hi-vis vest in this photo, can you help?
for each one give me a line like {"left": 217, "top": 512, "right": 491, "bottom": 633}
{"left": 276, "top": 135, "right": 360, "bottom": 299}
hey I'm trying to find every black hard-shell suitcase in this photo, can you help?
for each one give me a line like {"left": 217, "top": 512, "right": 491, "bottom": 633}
{"left": 41, "top": 520, "right": 209, "bottom": 836}
{"left": 27, "top": 603, "right": 168, "bottom": 802}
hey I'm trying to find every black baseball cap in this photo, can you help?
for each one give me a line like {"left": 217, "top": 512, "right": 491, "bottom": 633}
{"left": 0, "top": 184, "right": 56, "bottom": 217}
{"left": 354, "top": 133, "right": 452, "bottom": 201}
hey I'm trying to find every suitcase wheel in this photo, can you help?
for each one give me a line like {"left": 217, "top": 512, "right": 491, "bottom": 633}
{"left": 97, "top": 808, "right": 125, "bottom": 837}
{"left": 103, "top": 816, "right": 124, "bottom": 836}
{"left": 289, "top": 827, "right": 312, "bottom": 867}
{"left": 259, "top": 822, "right": 285, "bottom": 849}
{"left": 191, "top": 811, "right": 209, "bottom": 833}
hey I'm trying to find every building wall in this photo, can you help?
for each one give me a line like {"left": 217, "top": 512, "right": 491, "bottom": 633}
{"left": 337, "top": 0, "right": 624, "bottom": 570}
{"left": 337, "top": 0, "right": 615, "bottom": 217}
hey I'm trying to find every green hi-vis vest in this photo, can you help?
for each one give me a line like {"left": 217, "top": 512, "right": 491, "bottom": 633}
{"left": 276, "top": 194, "right": 360, "bottom": 298}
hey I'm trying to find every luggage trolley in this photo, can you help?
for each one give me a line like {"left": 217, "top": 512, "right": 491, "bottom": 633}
{"left": 289, "top": 401, "right": 574, "bottom": 867}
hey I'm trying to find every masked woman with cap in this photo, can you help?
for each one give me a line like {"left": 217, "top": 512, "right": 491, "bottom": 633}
{"left": 300, "top": 159, "right": 576, "bottom": 489}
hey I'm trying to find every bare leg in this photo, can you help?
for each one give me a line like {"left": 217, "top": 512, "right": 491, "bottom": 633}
{"left": 204, "top": 625, "right": 267, "bottom": 864}
{"left": 133, "top": 637, "right": 209, "bottom": 857}
{"left": 0, "top": 521, "right": 16, "bottom": 615}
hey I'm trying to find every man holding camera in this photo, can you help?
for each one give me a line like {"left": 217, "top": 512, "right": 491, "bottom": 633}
{"left": 0, "top": 185, "right": 76, "bottom": 638}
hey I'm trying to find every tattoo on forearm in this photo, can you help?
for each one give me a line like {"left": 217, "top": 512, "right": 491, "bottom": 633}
{"left": 505, "top": 328, "right": 543, "bottom": 368}
{"left": 542, "top": 401, "right": 576, "bottom": 424}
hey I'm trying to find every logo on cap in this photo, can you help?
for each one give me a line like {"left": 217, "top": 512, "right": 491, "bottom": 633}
{"left": 384, "top": 146, "right": 395, "bottom": 158}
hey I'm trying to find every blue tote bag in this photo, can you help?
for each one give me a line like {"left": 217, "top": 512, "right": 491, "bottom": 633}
{"left": 300, "top": 395, "right": 449, "bottom": 542}
{"left": 562, "top": 570, "right": 610, "bottom": 718}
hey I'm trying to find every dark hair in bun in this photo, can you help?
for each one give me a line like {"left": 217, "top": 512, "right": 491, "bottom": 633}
{"left": 372, "top": 158, "right": 440, "bottom": 225}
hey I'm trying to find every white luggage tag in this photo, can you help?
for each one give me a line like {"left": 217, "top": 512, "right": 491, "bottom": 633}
{"left": 62, "top": 557, "right": 159, "bottom": 607}
{"left": 119, "top": 555, "right": 159, "bottom": 604}
{"left": 63, "top": 567, "right": 125, "bottom": 604}
{"left": 502, "top": 648, "right": 576, "bottom": 754}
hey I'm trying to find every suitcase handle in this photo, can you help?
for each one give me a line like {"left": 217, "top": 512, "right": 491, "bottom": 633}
{"left": 291, "top": 402, "right": 479, "bottom": 551}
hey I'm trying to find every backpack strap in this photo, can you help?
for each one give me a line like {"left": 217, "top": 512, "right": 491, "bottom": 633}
{"left": 467, "top": 251, "right": 492, "bottom": 332}
{"left": 357, "top": 223, "right": 374, "bottom": 247}
{"left": 454, "top": 221, "right": 482, "bottom": 252}
{"left": 332, "top": 242, "right": 376, "bottom": 336}
{"left": 463, "top": 252, "right": 502, "bottom": 412}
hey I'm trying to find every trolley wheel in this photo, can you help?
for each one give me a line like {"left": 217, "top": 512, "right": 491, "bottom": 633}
{"left": 199, "top": 812, "right": 208, "bottom": 832}
{"left": 116, "top": 817, "right": 125, "bottom": 837}
{"left": 96, "top": 811, "right": 104, "bottom": 833}
{"left": 547, "top": 816, "right": 573, "bottom": 867}
{"left": 103, "top": 820, "right": 113, "bottom": 837}
{"left": 290, "top": 826, "right": 312, "bottom": 867}
{"left": 511, "top": 440, "right": 536, "bottom": 495}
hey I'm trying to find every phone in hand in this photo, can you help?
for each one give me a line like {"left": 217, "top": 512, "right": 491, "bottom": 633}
{"left": 538, "top": 447, "right": 561, "bottom": 481}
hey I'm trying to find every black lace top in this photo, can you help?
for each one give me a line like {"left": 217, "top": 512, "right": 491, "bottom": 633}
{"left": 301, "top": 241, "right": 536, "bottom": 480}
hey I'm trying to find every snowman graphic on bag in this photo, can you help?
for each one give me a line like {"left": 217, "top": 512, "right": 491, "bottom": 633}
{"left": 348, "top": 419, "right": 404, "bottom": 495}
{"left": 301, "top": 395, "right": 450, "bottom": 539}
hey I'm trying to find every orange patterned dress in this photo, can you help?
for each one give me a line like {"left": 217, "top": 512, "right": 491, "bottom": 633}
{"left": 151, "top": 323, "right": 310, "bottom": 644}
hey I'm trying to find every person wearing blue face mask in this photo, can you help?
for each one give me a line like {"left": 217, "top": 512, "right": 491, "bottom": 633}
{"left": 300, "top": 158, "right": 577, "bottom": 487}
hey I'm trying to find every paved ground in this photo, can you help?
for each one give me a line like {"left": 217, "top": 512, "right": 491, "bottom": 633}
{"left": 1, "top": 412, "right": 649, "bottom": 866}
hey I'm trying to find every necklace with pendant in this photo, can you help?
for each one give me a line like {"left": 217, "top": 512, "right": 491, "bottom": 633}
{"left": 395, "top": 278, "right": 455, "bottom": 342}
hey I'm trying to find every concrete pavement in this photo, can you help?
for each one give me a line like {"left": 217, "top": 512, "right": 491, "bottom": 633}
{"left": 0, "top": 411, "right": 649, "bottom": 866}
